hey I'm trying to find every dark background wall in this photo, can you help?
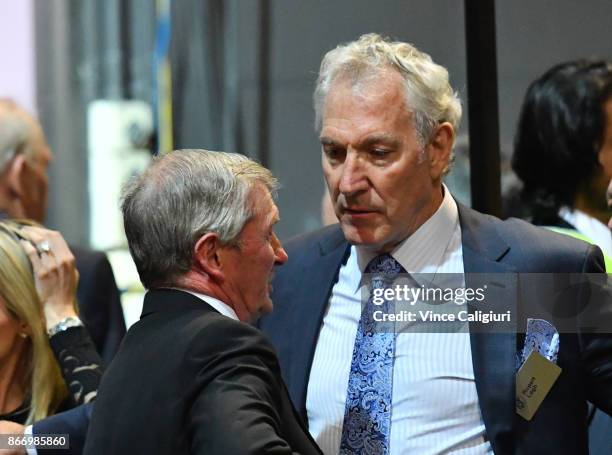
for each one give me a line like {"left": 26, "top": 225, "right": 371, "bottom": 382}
{"left": 170, "top": 0, "right": 468, "bottom": 240}
{"left": 34, "top": 0, "right": 612, "bottom": 245}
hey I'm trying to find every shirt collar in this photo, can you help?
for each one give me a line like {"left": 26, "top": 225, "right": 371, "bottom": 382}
{"left": 175, "top": 289, "right": 239, "bottom": 321}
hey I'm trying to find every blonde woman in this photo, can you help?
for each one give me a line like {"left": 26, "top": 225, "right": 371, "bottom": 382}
{"left": 0, "top": 221, "right": 102, "bottom": 425}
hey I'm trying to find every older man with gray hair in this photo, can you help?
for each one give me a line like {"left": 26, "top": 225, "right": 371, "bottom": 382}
{"left": 260, "top": 33, "right": 612, "bottom": 455}
{"left": 83, "top": 149, "right": 321, "bottom": 455}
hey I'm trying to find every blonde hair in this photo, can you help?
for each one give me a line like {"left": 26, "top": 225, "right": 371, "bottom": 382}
{"left": 314, "top": 33, "right": 462, "bottom": 146}
{"left": 0, "top": 221, "right": 66, "bottom": 424}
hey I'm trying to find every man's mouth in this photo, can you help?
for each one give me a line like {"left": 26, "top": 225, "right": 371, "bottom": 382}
{"left": 341, "top": 207, "right": 378, "bottom": 217}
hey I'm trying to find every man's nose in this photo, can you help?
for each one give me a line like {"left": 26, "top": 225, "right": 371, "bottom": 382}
{"left": 273, "top": 235, "right": 288, "bottom": 265}
{"left": 275, "top": 246, "right": 288, "bottom": 264}
{"left": 338, "top": 154, "right": 368, "bottom": 196}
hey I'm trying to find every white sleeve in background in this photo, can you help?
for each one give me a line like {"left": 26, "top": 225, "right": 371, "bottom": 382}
{"left": 23, "top": 425, "right": 38, "bottom": 455}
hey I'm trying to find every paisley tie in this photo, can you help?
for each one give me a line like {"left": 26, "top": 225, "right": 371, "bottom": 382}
{"left": 340, "top": 254, "right": 405, "bottom": 455}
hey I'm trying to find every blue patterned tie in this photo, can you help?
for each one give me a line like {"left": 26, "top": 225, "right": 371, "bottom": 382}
{"left": 340, "top": 254, "right": 405, "bottom": 455}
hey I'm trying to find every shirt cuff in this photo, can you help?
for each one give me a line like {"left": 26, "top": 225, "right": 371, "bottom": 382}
{"left": 23, "top": 425, "right": 38, "bottom": 455}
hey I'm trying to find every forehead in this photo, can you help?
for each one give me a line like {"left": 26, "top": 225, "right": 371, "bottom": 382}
{"left": 249, "top": 184, "right": 279, "bottom": 221}
{"left": 321, "top": 70, "right": 413, "bottom": 139}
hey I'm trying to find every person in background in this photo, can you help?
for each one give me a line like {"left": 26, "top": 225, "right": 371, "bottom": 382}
{"left": 512, "top": 61, "right": 612, "bottom": 453}
{"left": 321, "top": 184, "right": 338, "bottom": 226}
{"left": 512, "top": 59, "right": 612, "bottom": 270}
{"left": 0, "top": 99, "right": 125, "bottom": 364}
{"left": 0, "top": 220, "right": 102, "bottom": 427}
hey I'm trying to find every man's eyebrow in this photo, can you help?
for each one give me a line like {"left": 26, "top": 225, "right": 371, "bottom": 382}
{"left": 320, "top": 137, "right": 343, "bottom": 147}
{"left": 359, "top": 134, "right": 400, "bottom": 149}
{"left": 268, "top": 208, "right": 281, "bottom": 225}
{"left": 319, "top": 134, "right": 400, "bottom": 148}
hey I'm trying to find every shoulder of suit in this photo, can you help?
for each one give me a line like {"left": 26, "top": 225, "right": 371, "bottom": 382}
{"left": 69, "top": 244, "right": 111, "bottom": 273}
{"left": 189, "top": 314, "right": 278, "bottom": 359}
{"left": 283, "top": 224, "right": 345, "bottom": 255}
{"left": 499, "top": 216, "right": 596, "bottom": 253}
{"left": 68, "top": 243, "right": 106, "bottom": 260}
{"left": 484, "top": 214, "right": 602, "bottom": 272}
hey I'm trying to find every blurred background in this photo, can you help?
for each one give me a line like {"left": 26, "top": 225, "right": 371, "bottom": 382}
{"left": 1, "top": 0, "right": 612, "bottom": 320}
{"left": 3, "top": 0, "right": 612, "bottom": 243}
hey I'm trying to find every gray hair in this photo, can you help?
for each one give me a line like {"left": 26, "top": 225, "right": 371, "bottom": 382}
{"left": 0, "top": 99, "right": 41, "bottom": 170}
{"left": 121, "top": 149, "right": 278, "bottom": 288}
{"left": 313, "top": 33, "right": 462, "bottom": 146}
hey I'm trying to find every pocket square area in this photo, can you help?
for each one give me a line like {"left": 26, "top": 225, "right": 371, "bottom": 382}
{"left": 517, "top": 318, "right": 560, "bottom": 370}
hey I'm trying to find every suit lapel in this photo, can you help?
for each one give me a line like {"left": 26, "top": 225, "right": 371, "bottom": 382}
{"left": 289, "top": 228, "right": 349, "bottom": 417}
{"left": 458, "top": 203, "right": 518, "bottom": 454}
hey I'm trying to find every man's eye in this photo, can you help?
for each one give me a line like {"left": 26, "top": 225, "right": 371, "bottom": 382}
{"left": 371, "top": 149, "right": 390, "bottom": 158}
{"left": 324, "top": 148, "right": 345, "bottom": 162}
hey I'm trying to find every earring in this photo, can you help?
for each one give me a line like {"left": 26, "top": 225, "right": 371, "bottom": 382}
{"left": 19, "top": 332, "right": 28, "bottom": 339}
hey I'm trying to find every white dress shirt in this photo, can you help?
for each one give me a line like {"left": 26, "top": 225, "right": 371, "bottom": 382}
{"left": 179, "top": 289, "right": 239, "bottom": 321}
{"left": 306, "top": 187, "right": 492, "bottom": 454}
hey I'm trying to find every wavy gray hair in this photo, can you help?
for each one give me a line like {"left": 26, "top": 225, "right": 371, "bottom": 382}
{"left": 313, "top": 33, "right": 462, "bottom": 147}
{"left": 121, "top": 149, "right": 277, "bottom": 288}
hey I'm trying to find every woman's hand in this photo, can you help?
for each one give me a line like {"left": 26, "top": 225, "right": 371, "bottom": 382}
{"left": 19, "top": 227, "right": 79, "bottom": 330}
{"left": 0, "top": 420, "right": 26, "bottom": 455}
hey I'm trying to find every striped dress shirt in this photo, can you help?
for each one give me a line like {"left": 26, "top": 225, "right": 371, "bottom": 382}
{"left": 306, "top": 187, "right": 493, "bottom": 454}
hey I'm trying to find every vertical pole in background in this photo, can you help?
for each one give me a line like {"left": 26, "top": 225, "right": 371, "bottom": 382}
{"left": 154, "top": 0, "right": 173, "bottom": 155}
{"left": 223, "top": 0, "right": 242, "bottom": 156}
{"left": 258, "top": 0, "right": 271, "bottom": 167}
{"left": 119, "top": 0, "right": 133, "bottom": 99}
{"left": 464, "top": 0, "right": 502, "bottom": 217}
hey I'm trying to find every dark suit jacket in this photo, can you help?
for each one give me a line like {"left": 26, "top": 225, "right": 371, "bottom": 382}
{"left": 259, "top": 202, "right": 612, "bottom": 454}
{"left": 83, "top": 289, "right": 321, "bottom": 455}
{"left": 71, "top": 245, "right": 125, "bottom": 365}
{"left": 33, "top": 398, "right": 94, "bottom": 455}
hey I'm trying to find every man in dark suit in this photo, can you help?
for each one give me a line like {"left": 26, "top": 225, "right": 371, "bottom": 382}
{"left": 259, "top": 34, "right": 612, "bottom": 454}
{"left": 83, "top": 150, "right": 321, "bottom": 454}
{"left": 0, "top": 99, "right": 125, "bottom": 364}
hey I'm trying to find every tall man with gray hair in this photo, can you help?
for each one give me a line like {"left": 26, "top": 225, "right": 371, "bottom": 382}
{"left": 83, "top": 150, "right": 321, "bottom": 454}
{"left": 260, "top": 34, "right": 612, "bottom": 454}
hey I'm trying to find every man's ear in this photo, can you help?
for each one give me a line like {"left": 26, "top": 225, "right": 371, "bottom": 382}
{"left": 5, "top": 153, "right": 27, "bottom": 197}
{"left": 427, "top": 122, "right": 454, "bottom": 181}
{"left": 193, "top": 232, "right": 225, "bottom": 280}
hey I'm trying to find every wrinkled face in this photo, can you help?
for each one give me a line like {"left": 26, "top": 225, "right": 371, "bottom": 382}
{"left": 320, "top": 71, "right": 448, "bottom": 253}
{"left": 22, "top": 127, "right": 52, "bottom": 223}
{"left": 221, "top": 185, "right": 288, "bottom": 321}
{"left": 23, "top": 151, "right": 51, "bottom": 223}
{"left": 0, "top": 296, "right": 24, "bottom": 366}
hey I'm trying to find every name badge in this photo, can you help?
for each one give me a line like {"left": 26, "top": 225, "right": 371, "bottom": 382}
{"left": 516, "top": 351, "right": 561, "bottom": 421}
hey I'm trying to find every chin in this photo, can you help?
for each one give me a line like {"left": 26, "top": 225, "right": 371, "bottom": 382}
{"left": 259, "top": 299, "right": 274, "bottom": 316}
{"left": 345, "top": 232, "right": 399, "bottom": 254}
{"left": 341, "top": 225, "right": 380, "bottom": 247}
